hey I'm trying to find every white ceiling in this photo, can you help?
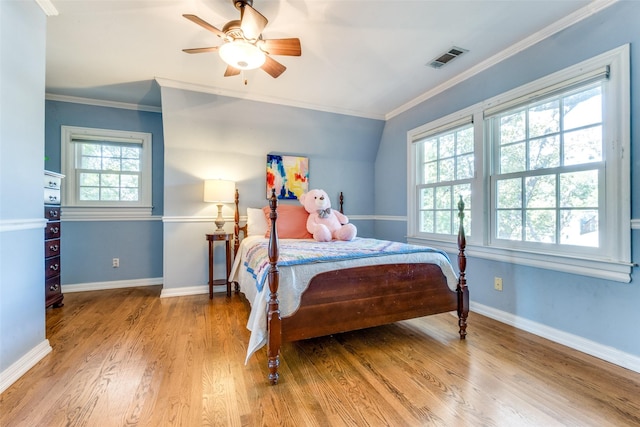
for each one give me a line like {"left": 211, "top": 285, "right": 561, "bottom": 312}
{"left": 43, "top": 0, "right": 609, "bottom": 120}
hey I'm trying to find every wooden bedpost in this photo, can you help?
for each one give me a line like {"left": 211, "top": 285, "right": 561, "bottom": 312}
{"left": 234, "top": 188, "right": 240, "bottom": 257}
{"left": 266, "top": 189, "right": 282, "bottom": 384}
{"left": 457, "top": 196, "right": 469, "bottom": 339}
{"left": 339, "top": 191, "right": 344, "bottom": 214}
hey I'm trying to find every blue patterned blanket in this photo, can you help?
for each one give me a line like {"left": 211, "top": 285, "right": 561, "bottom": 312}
{"left": 244, "top": 237, "right": 451, "bottom": 292}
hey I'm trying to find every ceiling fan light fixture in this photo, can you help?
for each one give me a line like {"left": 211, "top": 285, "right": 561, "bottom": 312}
{"left": 219, "top": 40, "right": 265, "bottom": 70}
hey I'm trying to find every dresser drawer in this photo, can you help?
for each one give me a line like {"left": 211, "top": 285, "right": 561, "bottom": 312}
{"left": 45, "top": 221, "right": 61, "bottom": 239}
{"left": 45, "top": 256, "right": 61, "bottom": 279}
{"left": 45, "top": 276, "right": 62, "bottom": 300}
{"left": 45, "top": 206, "right": 61, "bottom": 221}
{"left": 44, "top": 174, "right": 62, "bottom": 190}
{"left": 44, "top": 188, "right": 61, "bottom": 205}
{"left": 45, "top": 239, "right": 61, "bottom": 258}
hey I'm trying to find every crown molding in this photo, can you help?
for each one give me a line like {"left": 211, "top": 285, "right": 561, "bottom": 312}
{"left": 386, "top": 0, "right": 619, "bottom": 120}
{"left": 45, "top": 93, "right": 162, "bottom": 113}
{"left": 154, "top": 77, "right": 385, "bottom": 121}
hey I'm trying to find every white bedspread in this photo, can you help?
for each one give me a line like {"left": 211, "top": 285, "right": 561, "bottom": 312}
{"left": 229, "top": 236, "right": 458, "bottom": 363}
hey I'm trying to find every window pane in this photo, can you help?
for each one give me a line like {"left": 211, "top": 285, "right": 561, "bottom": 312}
{"left": 101, "top": 188, "right": 119, "bottom": 200}
{"left": 79, "top": 187, "right": 99, "bottom": 201}
{"left": 435, "top": 186, "right": 451, "bottom": 209}
{"left": 525, "top": 175, "right": 556, "bottom": 208}
{"left": 120, "top": 188, "right": 139, "bottom": 201}
{"left": 563, "top": 126, "right": 602, "bottom": 165}
{"left": 457, "top": 127, "right": 473, "bottom": 154}
{"left": 435, "top": 210, "right": 451, "bottom": 234}
{"left": 121, "top": 146, "right": 140, "bottom": 159}
{"left": 529, "top": 135, "right": 559, "bottom": 170}
{"left": 457, "top": 153, "right": 474, "bottom": 180}
{"left": 103, "top": 158, "right": 121, "bottom": 171}
{"left": 101, "top": 174, "right": 120, "bottom": 187}
{"left": 102, "top": 145, "right": 121, "bottom": 158}
{"left": 81, "top": 156, "right": 101, "bottom": 170}
{"left": 420, "top": 187, "right": 433, "bottom": 208}
{"left": 439, "top": 158, "right": 454, "bottom": 182}
{"left": 422, "top": 162, "right": 437, "bottom": 184}
{"left": 560, "top": 170, "right": 598, "bottom": 208}
{"left": 525, "top": 209, "right": 556, "bottom": 243}
{"left": 500, "top": 110, "right": 526, "bottom": 143}
{"left": 121, "top": 159, "right": 140, "bottom": 172}
{"left": 560, "top": 209, "right": 598, "bottom": 247}
{"left": 497, "top": 179, "right": 521, "bottom": 209}
{"left": 500, "top": 142, "right": 526, "bottom": 173}
{"left": 79, "top": 173, "right": 99, "bottom": 186}
{"left": 529, "top": 100, "right": 559, "bottom": 138}
{"left": 121, "top": 174, "right": 139, "bottom": 188}
{"left": 423, "top": 139, "right": 437, "bottom": 162}
{"left": 80, "top": 143, "right": 101, "bottom": 156}
{"left": 564, "top": 86, "right": 601, "bottom": 130}
{"left": 439, "top": 134, "right": 454, "bottom": 158}
{"left": 420, "top": 211, "right": 434, "bottom": 233}
{"left": 497, "top": 210, "right": 522, "bottom": 240}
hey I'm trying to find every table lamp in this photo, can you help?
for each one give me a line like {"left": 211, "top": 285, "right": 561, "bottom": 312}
{"left": 204, "top": 179, "right": 235, "bottom": 233}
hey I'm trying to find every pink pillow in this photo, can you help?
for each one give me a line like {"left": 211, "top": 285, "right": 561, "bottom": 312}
{"left": 263, "top": 205, "right": 312, "bottom": 239}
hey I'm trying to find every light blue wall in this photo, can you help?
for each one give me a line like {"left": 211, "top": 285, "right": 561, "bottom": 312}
{"left": 374, "top": 2, "right": 640, "bottom": 359}
{"left": 0, "top": 0, "right": 48, "bottom": 374}
{"left": 160, "top": 86, "right": 384, "bottom": 291}
{"left": 44, "top": 101, "right": 164, "bottom": 285}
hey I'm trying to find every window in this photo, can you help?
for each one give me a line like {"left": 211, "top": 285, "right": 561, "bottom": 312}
{"left": 408, "top": 45, "right": 631, "bottom": 282}
{"left": 413, "top": 120, "right": 473, "bottom": 238}
{"left": 61, "top": 126, "right": 153, "bottom": 218}
{"left": 488, "top": 81, "right": 604, "bottom": 254}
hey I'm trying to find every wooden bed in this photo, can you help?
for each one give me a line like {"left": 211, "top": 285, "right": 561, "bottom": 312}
{"left": 233, "top": 189, "right": 469, "bottom": 385}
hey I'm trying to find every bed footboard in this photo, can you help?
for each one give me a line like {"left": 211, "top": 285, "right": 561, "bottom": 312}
{"left": 264, "top": 190, "right": 468, "bottom": 385}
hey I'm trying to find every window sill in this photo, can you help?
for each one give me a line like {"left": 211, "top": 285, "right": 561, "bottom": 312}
{"left": 61, "top": 206, "right": 158, "bottom": 221}
{"left": 407, "top": 236, "right": 633, "bottom": 283}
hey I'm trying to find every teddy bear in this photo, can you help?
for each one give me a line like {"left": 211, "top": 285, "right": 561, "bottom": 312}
{"left": 299, "top": 189, "right": 357, "bottom": 242}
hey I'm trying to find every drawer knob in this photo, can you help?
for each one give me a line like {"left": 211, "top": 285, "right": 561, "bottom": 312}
{"left": 49, "top": 244, "right": 59, "bottom": 252}
{"left": 50, "top": 227, "right": 59, "bottom": 233}
{"left": 49, "top": 264, "right": 59, "bottom": 271}
{"left": 49, "top": 210, "right": 58, "bottom": 218}
{"left": 49, "top": 195, "right": 58, "bottom": 202}
{"left": 49, "top": 284, "right": 59, "bottom": 291}
{"left": 48, "top": 181, "right": 58, "bottom": 188}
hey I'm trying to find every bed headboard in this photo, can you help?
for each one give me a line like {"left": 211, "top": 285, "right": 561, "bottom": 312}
{"left": 233, "top": 189, "right": 346, "bottom": 257}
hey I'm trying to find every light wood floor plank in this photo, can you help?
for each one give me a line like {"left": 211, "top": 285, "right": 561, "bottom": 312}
{"left": 1, "top": 286, "right": 639, "bottom": 426}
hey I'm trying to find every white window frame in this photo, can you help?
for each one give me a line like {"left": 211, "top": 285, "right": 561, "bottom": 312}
{"left": 61, "top": 126, "right": 153, "bottom": 220}
{"left": 408, "top": 45, "right": 632, "bottom": 282}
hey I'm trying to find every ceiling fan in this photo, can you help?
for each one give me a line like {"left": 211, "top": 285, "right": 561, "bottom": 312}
{"left": 182, "top": 0, "right": 301, "bottom": 79}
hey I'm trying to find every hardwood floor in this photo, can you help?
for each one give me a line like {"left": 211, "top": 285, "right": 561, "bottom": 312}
{"left": 1, "top": 285, "right": 639, "bottom": 426}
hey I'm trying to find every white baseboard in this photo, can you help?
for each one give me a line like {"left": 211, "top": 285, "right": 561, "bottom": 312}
{"left": 471, "top": 302, "right": 640, "bottom": 374}
{"left": 160, "top": 284, "right": 228, "bottom": 298}
{"left": 62, "top": 277, "right": 163, "bottom": 293}
{"left": 0, "top": 340, "right": 52, "bottom": 394}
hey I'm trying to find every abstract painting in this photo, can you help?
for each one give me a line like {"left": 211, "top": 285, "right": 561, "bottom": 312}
{"left": 266, "top": 154, "right": 309, "bottom": 200}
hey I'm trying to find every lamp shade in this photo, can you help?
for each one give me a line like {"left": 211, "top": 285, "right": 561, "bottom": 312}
{"left": 219, "top": 41, "right": 266, "bottom": 70}
{"left": 203, "top": 179, "right": 235, "bottom": 203}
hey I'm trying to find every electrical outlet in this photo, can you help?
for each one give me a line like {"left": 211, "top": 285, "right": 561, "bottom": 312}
{"left": 112, "top": 258, "right": 120, "bottom": 268}
{"left": 494, "top": 277, "right": 503, "bottom": 291}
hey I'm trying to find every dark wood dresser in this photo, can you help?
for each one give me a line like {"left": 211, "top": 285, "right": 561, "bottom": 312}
{"left": 44, "top": 170, "right": 64, "bottom": 308}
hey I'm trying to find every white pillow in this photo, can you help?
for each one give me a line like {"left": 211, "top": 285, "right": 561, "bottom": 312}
{"left": 246, "top": 207, "right": 269, "bottom": 236}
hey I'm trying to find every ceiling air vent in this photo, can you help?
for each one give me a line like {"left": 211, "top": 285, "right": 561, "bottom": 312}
{"left": 428, "top": 46, "right": 468, "bottom": 69}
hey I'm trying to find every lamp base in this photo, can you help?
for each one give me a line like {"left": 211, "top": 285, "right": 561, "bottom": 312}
{"left": 214, "top": 204, "right": 226, "bottom": 233}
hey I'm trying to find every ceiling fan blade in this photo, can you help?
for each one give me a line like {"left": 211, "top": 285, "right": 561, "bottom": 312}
{"left": 261, "top": 55, "right": 286, "bottom": 78}
{"left": 259, "top": 38, "right": 301, "bottom": 56}
{"left": 182, "top": 47, "right": 220, "bottom": 54}
{"left": 240, "top": 5, "right": 268, "bottom": 41}
{"left": 183, "top": 14, "right": 226, "bottom": 39}
{"left": 224, "top": 65, "right": 241, "bottom": 77}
